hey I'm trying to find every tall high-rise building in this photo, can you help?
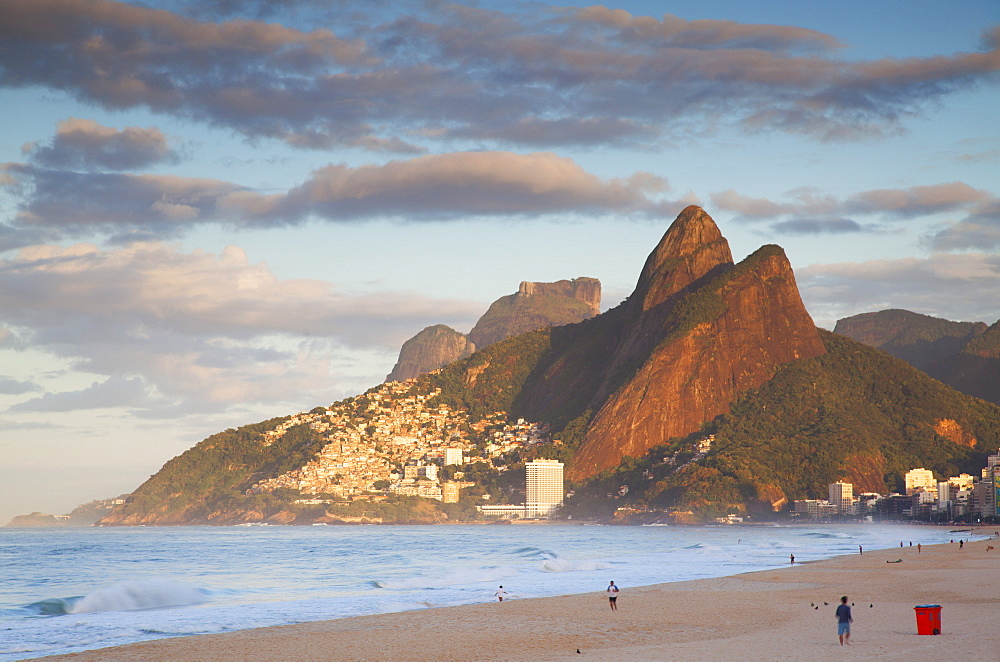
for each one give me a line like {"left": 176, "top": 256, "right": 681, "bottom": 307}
{"left": 525, "top": 459, "right": 564, "bottom": 518}
{"left": 829, "top": 481, "right": 853, "bottom": 515}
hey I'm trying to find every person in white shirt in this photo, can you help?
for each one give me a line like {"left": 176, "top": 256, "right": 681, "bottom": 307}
{"left": 494, "top": 585, "right": 508, "bottom": 602}
{"left": 606, "top": 581, "right": 619, "bottom": 610}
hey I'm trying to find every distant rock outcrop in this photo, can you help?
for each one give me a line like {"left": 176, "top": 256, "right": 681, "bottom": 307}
{"left": 468, "top": 278, "right": 601, "bottom": 349}
{"left": 385, "top": 325, "right": 475, "bottom": 382}
{"left": 386, "top": 277, "right": 601, "bottom": 382}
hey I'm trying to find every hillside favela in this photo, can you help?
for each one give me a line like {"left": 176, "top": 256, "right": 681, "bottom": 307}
{"left": 13, "top": 207, "right": 1000, "bottom": 529}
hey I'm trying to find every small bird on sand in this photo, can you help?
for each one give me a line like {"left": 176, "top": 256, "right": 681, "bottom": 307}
{"left": 823, "top": 602, "right": 828, "bottom": 605}
{"left": 870, "top": 604, "right": 873, "bottom": 608}
{"left": 577, "top": 649, "right": 582, "bottom": 654}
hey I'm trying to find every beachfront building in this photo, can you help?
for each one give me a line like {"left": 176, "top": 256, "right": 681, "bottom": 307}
{"left": 793, "top": 499, "right": 839, "bottom": 518}
{"left": 477, "top": 504, "right": 528, "bottom": 519}
{"left": 525, "top": 459, "right": 565, "bottom": 518}
{"left": 828, "top": 481, "right": 854, "bottom": 515}
{"left": 949, "top": 473, "right": 977, "bottom": 490}
{"left": 442, "top": 481, "right": 461, "bottom": 504}
{"left": 905, "top": 468, "right": 936, "bottom": 495}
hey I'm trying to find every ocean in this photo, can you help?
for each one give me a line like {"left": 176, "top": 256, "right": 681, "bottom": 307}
{"left": 0, "top": 523, "right": 983, "bottom": 660}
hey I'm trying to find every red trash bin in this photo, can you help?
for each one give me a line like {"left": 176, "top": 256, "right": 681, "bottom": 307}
{"left": 914, "top": 604, "right": 942, "bottom": 635}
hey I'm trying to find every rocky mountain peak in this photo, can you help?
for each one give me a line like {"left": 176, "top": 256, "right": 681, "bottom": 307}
{"left": 633, "top": 205, "right": 734, "bottom": 313}
{"left": 385, "top": 325, "right": 475, "bottom": 382}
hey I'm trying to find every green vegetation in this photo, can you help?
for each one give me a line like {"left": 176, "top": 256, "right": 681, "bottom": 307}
{"left": 102, "top": 416, "right": 334, "bottom": 522}
{"left": 424, "top": 329, "right": 554, "bottom": 420}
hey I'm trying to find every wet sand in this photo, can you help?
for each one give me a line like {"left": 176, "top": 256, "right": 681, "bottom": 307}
{"left": 40, "top": 536, "right": 999, "bottom": 661}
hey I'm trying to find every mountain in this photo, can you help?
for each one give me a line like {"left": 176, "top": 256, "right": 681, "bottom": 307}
{"left": 467, "top": 278, "right": 601, "bottom": 348}
{"left": 98, "top": 206, "right": 1000, "bottom": 525}
{"left": 432, "top": 206, "right": 826, "bottom": 481}
{"left": 578, "top": 329, "right": 997, "bottom": 517}
{"left": 833, "top": 309, "right": 987, "bottom": 370}
{"left": 386, "top": 277, "right": 601, "bottom": 382}
{"left": 385, "top": 324, "right": 475, "bottom": 382}
{"left": 834, "top": 309, "right": 998, "bottom": 404}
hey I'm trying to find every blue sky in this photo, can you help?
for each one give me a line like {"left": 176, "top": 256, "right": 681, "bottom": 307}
{"left": 0, "top": 0, "right": 997, "bottom": 523}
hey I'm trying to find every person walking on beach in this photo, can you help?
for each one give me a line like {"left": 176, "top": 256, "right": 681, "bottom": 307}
{"left": 606, "top": 581, "right": 619, "bottom": 611}
{"left": 836, "top": 596, "right": 853, "bottom": 645}
{"left": 790, "top": 553, "right": 795, "bottom": 564}
{"left": 494, "top": 586, "right": 508, "bottom": 602}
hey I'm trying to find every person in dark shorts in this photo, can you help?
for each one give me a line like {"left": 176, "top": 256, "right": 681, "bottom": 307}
{"left": 836, "top": 596, "right": 853, "bottom": 645}
{"left": 606, "top": 581, "right": 619, "bottom": 610}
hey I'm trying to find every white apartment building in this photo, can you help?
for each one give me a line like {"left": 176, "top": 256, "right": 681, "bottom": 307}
{"left": 443, "top": 448, "right": 464, "bottom": 466}
{"left": 829, "top": 481, "right": 854, "bottom": 515}
{"left": 905, "top": 468, "right": 936, "bottom": 495}
{"left": 525, "top": 459, "right": 564, "bottom": 518}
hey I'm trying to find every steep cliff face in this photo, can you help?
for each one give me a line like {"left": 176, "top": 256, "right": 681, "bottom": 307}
{"left": 385, "top": 325, "right": 475, "bottom": 382}
{"left": 386, "top": 277, "right": 601, "bottom": 382}
{"left": 833, "top": 309, "right": 986, "bottom": 370}
{"left": 468, "top": 277, "right": 601, "bottom": 349}
{"left": 568, "top": 238, "right": 826, "bottom": 480}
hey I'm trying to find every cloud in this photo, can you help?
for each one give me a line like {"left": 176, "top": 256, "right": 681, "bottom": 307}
{"left": 2, "top": 151, "right": 674, "bottom": 242}
{"left": 1, "top": 163, "right": 243, "bottom": 240}
{"left": 798, "top": 253, "right": 1000, "bottom": 329}
{"left": 0, "top": 242, "right": 483, "bottom": 412}
{"left": 711, "top": 182, "right": 1000, "bottom": 245}
{"left": 0, "top": 1, "right": 996, "bottom": 150}
{"left": 10, "top": 376, "right": 151, "bottom": 412}
{"left": 22, "top": 118, "right": 178, "bottom": 171}
{"left": 924, "top": 197, "right": 1000, "bottom": 251}
{"left": 270, "top": 151, "right": 671, "bottom": 221}
{"left": 845, "top": 182, "right": 991, "bottom": 217}
{"left": 770, "top": 218, "right": 864, "bottom": 235}
{"left": 0, "top": 376, "right": 38, "bottom": 395}
{"left": 568, "top": 7, "right": 843, "bottom": 53}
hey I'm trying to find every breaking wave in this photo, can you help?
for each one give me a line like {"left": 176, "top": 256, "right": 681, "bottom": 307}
{"left": 27, "top": 579, "right": 208, "bottom": 616}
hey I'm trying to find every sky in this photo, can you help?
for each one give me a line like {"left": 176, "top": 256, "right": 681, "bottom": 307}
{"left": 1, "top": 0, "right": 998, "bottom": 524}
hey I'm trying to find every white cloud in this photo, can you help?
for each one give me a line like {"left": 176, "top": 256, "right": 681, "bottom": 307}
{"left": 0, "top": 242, "right": 482, "bottom": 413}
{"left": 798, "top": 253, "right": 1000, "bottom": 329}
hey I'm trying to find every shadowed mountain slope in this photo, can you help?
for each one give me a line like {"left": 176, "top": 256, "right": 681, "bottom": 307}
{"left": 834, "top": 309, "right": 987, "bottom": 370}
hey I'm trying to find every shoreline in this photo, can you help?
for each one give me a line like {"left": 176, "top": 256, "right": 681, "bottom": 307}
{"left": 40, "top": 536, "right": 999, "bottom": 661}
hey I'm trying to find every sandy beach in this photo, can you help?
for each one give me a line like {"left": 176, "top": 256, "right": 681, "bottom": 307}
{"left": 39, "top": 535, "right": 999, "bottom": 662}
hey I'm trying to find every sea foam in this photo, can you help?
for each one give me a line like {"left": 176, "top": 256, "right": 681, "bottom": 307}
{"left": 69, "top": 579, "right": 207, "bottom": 614}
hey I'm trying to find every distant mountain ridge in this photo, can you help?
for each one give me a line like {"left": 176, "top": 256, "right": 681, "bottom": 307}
{"left": 833, "top": 309, "right": 987, "bottom": 369}
{"left": 385, "top": 277, "right": 601, "bottom": 382}
{"left": 834, "top": 309, "right": 999, "bottom": 404}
